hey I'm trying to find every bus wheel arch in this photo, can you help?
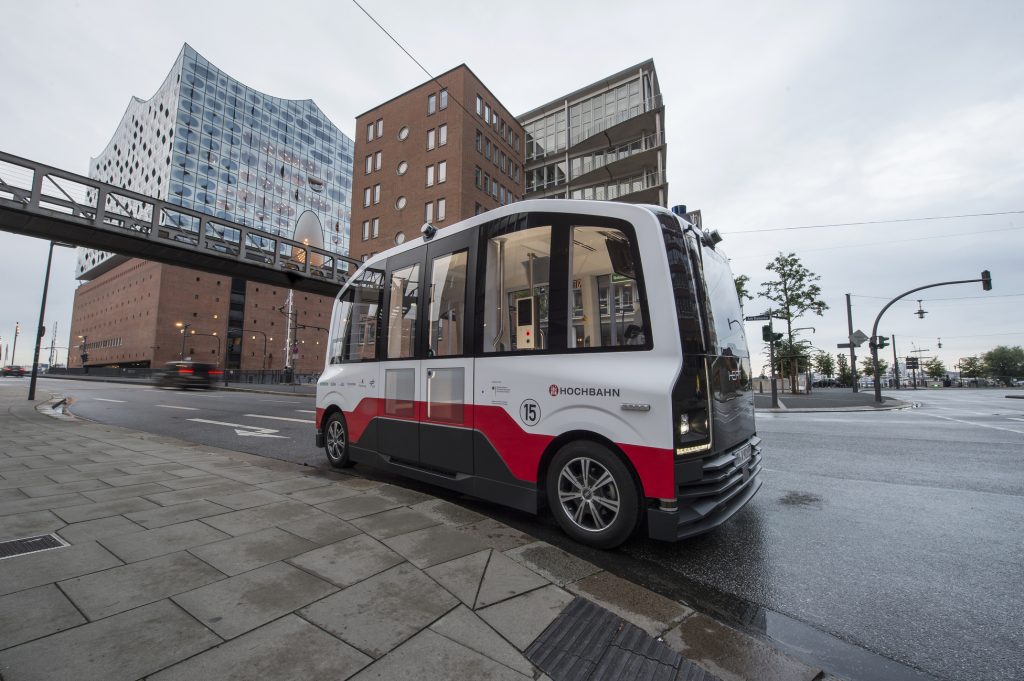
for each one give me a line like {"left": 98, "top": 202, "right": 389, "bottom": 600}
{"left": 322, "top": 407, "right": 354, "bottom": 469}
{"left": 539, "top": 432, "right": 644, "bottom": 548}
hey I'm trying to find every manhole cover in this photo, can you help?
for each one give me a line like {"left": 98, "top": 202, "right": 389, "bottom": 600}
{"left": 0, "top": 534, "right": 67, "bottom": 560}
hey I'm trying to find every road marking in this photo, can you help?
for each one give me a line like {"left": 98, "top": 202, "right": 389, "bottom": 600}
{"left": 94, "top": 398, "right": 126, "bottom": 403}
{"left": 244, "top": 413, "right": 313, "bottom": 424}
{"left": 155, "top": 404, "right": 199, "bottom": 411}
{"left": 187, "top": 418, "right": 288, "bottom": 438}
{"left": 913, "top": 412, "right": 1024, "bottom": 435}
{"left": 295, "top": 409, "right": 316, "bottom": 414}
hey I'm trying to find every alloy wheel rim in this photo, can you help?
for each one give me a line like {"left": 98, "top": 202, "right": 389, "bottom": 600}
{"left": 557, "top": 456, "right": 620, "bottom": 532}
{"left": 326, "top": 420, "right": 345, "bottom": 461}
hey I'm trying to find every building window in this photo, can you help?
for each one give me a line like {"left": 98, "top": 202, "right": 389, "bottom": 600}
{"left": 439, "top": 89, "right": 448, "bottom": 110}
{"left": 372, "top": 218, "right": 380, "bottom": 238}
{"left": 476, "top": 95, "right": 483, "bottom": 116}
{"left": 375, "top": 118, "right": 383, "bottom": 137}
{"left": 398, "top": 126, "right": 409, "bottom": 141}
{"left": 366, "top": 122, "right": 374, "bottom": 142}
{"left": 425, "top": 201, "right": 434, "bottom": 223}
{"left": 395, "top": 231, "right": 406, "bottom": 245}
{"left": 475, "top": 167, "right": 482, "bottom": 189}
{"left": 427, "top": 93, "right": 437, "bottom": 115}
{"left": 426, "top": 164, "right": 435, "bottom": 187}
{"left": 397, "top": 161, "right": 408, "bottom": 176}
{"left": 427, "top": 128, "right": 436, "bottom": 150}
{"left": 438, "top": 160, "right": 447, "bottom": 183}
{"left": 374, "top": 151, "right": 382, "bottom": 171}
{"left": 395, "top": 195, "right": 407, "bottom": 210}
{"left": 361, "top": 220, "right": 369, "bottom": 241}
{"left": 438, "top": 124, "right": 447, "bottom": 146}
{"left": 363, "top": 187, "right": 371, "bottom": 207}
{"left": 437, "top": 198, "right": 446, "bottom": 222}
{"left": 485, "top": 138, "right": 491, "bottom": 160}
{"left": 475, "top": 130, "right": 483, "bottom": 153}
{"left": 475, "top": 202, "right": 484, "bottom": 215}
{"left": 373, "top": 184, "right": 381, "bottom": 204}
{"left": 484, "top": 103, "right": 490, "bottom": 122}
{"left": 365, "top": 155, "right": 373, "bottom": 175}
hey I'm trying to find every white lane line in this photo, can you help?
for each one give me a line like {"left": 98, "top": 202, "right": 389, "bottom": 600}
{"left": 94, "top": 398, "right": 126, "bottom": 403}
{"left": 266, "top": 400, "right": 302, "bottom": 404}
{"left": 244, "top": 413, "right": 314, "bottom": 423}
{"left": 187, "top": 418, "right": 288, "bottom": 439}
{"left": 295, "top": 409, "right": 316, "bottom": 414}
{"left": 155, "top": 404, "right": 199, "bottom": 411}
{"left": 913, "top": 411, "right": 1024, "bottom": 435}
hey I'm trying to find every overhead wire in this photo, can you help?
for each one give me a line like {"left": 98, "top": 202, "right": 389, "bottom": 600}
{"left": 725, "top": 210, "right": 1024, "bottom": 234}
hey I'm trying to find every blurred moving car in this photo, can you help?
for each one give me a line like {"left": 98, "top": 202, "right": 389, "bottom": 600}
{"left": 156, "top": 361, "right": 221, "bottom": 389}
{"left": 813, "top": 378, "right": 840, "bottom": 387}
{"left": 2, "top": 366, "right": 27, "bottom": 377}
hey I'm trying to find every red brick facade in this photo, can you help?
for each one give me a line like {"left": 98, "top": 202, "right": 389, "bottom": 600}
{"left": 349, "top": 65, "right": 525, "bottom": 263}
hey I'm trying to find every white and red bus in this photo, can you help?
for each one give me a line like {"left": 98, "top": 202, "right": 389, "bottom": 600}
{"left": 316, "top": 199, "right": 761, "bottom": 548}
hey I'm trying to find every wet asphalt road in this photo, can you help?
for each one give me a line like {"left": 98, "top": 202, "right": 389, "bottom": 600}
{"left": 26, "top": 378, "right": 1024, "bottom": 681}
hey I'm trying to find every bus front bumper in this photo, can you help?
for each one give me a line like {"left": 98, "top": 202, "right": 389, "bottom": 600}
{"left": 646, "top": 437, "right": 763, "bottom": 542}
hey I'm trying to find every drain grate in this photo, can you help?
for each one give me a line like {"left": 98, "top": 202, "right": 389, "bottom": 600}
{"left": 0, "top": 534, "right": 67, "bottom": 560}
{"left": 527, "top": 598, "right": 720, "bottom": 681}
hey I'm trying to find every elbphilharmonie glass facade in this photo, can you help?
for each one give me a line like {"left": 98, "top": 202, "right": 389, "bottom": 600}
{"left": 78, "top": 44, "right": 354, "bottom": 279}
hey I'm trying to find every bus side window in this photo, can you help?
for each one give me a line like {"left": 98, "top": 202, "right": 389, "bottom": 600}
{"left": 482, "top": 225, "right": 552, "bottom": 353}
{"left": 329, "top": 268, "right": 383, "bottom": 364}
{"left": 568, "top": 226, "right": 647, "bottom": 349}
{"left": 386, "top": 263, "right": 420, "bottom": 359}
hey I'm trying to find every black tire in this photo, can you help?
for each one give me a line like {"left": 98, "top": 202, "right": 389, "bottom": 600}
{"left": 323, "top": 411, "right": 354, "bottom": 469}
{"left": 546, "top": 441, "right": 640, "bottom": 549}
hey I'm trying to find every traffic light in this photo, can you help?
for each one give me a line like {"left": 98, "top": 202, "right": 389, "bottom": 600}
{"left": 981, "top": 270, "right": 992, "bottom": 291}
{"left": 877, "top": 336, "right": 889, "bottom": 349}
{"left": 762, "top": 325, "right": 771, "bottom": 342}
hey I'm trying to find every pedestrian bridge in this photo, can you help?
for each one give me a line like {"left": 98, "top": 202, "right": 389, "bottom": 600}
{"left": 0, "top": 150, "right": 356, "bottom": 296}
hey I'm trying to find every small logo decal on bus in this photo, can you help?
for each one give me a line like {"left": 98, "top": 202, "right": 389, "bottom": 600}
{"left": 549, "top": 384, "right": 559, "bottom": 397}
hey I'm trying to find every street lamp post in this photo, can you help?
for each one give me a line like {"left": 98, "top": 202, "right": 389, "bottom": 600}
{"left": 230, "top": 328, "right": 268, "bottom": 383}
{"left": 189, "top": 330, "right": 222, "bottom": 367}
{"left": 29, "top": 241, "right": 73, "bottom": 400}
{"left": 77, "top": 335, "right": 89, "bottom": 374}
{"left": 175, "top": 322, "right": 192, "bottom": 360}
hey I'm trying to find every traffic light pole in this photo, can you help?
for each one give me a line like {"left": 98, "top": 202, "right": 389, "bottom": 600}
{"left": 846, "top": 294, "right": 858, "bottom": 393}
{"left": 891, "top": 334, "right": 899, "bottom": 389}
{"left": 869, "top": 272, "right": 992, "bottom": 404}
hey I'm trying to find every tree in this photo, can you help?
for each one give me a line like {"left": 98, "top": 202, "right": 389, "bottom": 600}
{"left": 836, "top": 353, "right": 851, "bottom": 387}
{"left": 959, "top": 356, "right": 983, "bottom": 383}
{"left": 982, "top": 345, "right": 1024, "bottom": 385}
{"left": 812, "top": 352, "right": 835, "bottom": 378}
{"left": 772, "top": 340, "right": 810, "bottom": 380}
{"left": 861, "top": 356, "right": 889, "bottom": 380}
{"left": 924, "top": 358, "right": 947, "bottom": 380}
{"left": 760, "top": 253, "right": 829, "bottom": 392}
{"left": 734, "top": 275, "right": 753, "bottom": 307}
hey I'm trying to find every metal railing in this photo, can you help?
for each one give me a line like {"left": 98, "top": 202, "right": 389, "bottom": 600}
{"left": 0, "top": 150, "right": 357, "bottom": 291}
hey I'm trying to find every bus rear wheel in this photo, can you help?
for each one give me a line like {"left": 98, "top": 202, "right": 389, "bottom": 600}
{"left": 323, "top": 412, "right": 354, "bottom": 469}
{"left": 546, "top": 441, "right": 639, "bottom": 549}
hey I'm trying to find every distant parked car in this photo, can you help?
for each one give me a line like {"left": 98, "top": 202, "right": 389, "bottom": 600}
{"left": 155, "top": 361, "right": 220, "bottom": 390}
{"left": 813, "top": 378, "right": 839, "bottom": 387}
{"left": 2, "top": 366, "right": 27, "bottom": 377}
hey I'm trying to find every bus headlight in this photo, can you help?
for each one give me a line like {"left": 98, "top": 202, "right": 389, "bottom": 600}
{"left": 677, "top": 409, "right": 710, "bottom": 456}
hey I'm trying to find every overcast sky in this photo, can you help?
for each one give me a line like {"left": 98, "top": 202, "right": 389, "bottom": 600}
{"left": 1, "top": 0, "right": 1021, "bottom": 372}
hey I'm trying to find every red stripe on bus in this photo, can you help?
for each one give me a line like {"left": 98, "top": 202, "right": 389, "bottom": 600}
{"left": 338, "top": 398, "right": 674, "bottom": 499}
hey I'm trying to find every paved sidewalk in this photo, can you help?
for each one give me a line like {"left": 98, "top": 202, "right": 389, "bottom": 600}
{"left": 0, "top": 384, "right": 828, "bottom": 681}
{"left": 755, "top": 388, "right": 911, "bottom": 413}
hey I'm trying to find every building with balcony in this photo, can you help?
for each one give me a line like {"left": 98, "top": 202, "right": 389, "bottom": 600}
{"left": 518, "top": 60, "right": 666, "bottom": 206}
{"left": 67, "top": 44, "right": 354, "bottom": 373}
{"left": 348, "top": 64, "right": 525, "bottom": 263}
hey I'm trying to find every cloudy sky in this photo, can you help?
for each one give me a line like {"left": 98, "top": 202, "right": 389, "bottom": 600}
{"left": 1, "top": 0, "right": 1021, "bottom": 372}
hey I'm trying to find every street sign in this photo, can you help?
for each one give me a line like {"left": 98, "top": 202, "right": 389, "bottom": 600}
{"left": 851, "top": 330, "right": 869, "bottom": 346}
{"left": 745, "top": 314, "right": 771, "bottom": 321}
{"left": 837, "top": 343, "right": 853, "bottom": 349}
{"left": 905, "top": 357, "right": 920, "bottom": 369}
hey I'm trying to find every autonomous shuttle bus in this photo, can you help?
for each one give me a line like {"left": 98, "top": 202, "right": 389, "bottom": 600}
{"left": 316, "top": 199, "right": 760, "bottom": 548}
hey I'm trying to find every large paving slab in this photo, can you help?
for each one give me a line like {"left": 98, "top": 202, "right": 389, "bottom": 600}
{"left": 285, "top": 482, "right": 363, "bottom": 505}
{"left": 504, "top": 540, "right": 602, "bottom": 586}
{"left": 0, "top": 599, "right": 221, "bottom": 681}
{"left": 52, "top": 496, "right": 160, "bottom": 524}
{"left": 257, "top": 476, "right": 333, "bottom": 495}
{"left": 430, "top": 604, "right": 537, "bottom": 677}
{"left": 349, "top": 506, "right": 440, "bottom": 539}
{"left": 149, "top": 614, "right": 371, "bottom": 681}
{"left": 80, "top": 482, "right": 177, "bottom": 503}
{"left": 141, "top": 481, "right": 251, "bottom": 505}
{"left": 18, "top": 479, "right": 111, "bottom": 498}
{"left": 207, "top": 489, "right": 288, "bottom": 510}
{"left": 349, "top": 628, "right": 530, "bottom": 681}
{"left": 474, "top": 550, "right": 550, "bottom": 609}
{"left": 287, "top": 534, "right": 405, "bottom": 588}
{"left": 188, "top": 526, "right": 318, "bottom": 575}
{"left": 173, "top": 561, "right": 337, "bottom": 639}
{"left": 477, "top": 584, "right": 576, "bottom": 651}
{"left": 315, "top": 493, "right": 405, "bottom": 520}
{"left": 124, "top": 498, "right": 232, "bottom": 528}
{"left": 0, "top": 493, "right": 92, "bottom": 517}
{"left": 300, "top": 562, "right": 458, "bottom": 658}
{"left": 0, "top": 510, "right": 66, "bottom": 541}
{"left": 59, "top": 551, "right": 225, "bottom": 620}
{"left": 0, "top": 585, "right": 86, "bottom": 650}
{"left": 424, "top": 549, "right": 490, "bottom": 607}
{"left": 57, "top": 515, "right": 146, "bottom": 544}
{"left": 382, "top": 523, "right": 490, "bottom": 568}
{"left": 277, "top": 512, "right": 361, "bottom": 545}
{"left": 0, "top": 540, "right": 122, "bottom": 597}
{"left": 200, "top": 500, "right": 327, "bottom": 536}
{"left": 98, "top": 519, "right": 229, "bottom": 562}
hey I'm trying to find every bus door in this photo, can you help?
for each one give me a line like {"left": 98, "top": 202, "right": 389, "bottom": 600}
{"left": 380, "top": 247, "right": 424, "bottom": 465}
{"left": 419, "top": 230, "right": 476, "bottom": 474}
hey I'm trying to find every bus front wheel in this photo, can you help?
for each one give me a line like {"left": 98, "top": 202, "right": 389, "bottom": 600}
{"left": 546, "top": 441, "right": 639, "bottom": 549}
{"left": 323, "top": 412, "right": 354, "bottom": 469}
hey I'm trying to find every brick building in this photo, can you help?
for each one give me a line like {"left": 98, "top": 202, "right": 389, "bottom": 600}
{"left": 349, "top": 65, "right": 525, "bottom": 262}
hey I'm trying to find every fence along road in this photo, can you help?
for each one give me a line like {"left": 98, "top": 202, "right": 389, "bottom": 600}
{"left": 0, "top": 150, "right": 358, "bottom": 296}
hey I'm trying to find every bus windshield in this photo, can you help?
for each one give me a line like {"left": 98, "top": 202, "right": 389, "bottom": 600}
{"left": 700, "top": 246, "right": 748, "bottom": 360}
